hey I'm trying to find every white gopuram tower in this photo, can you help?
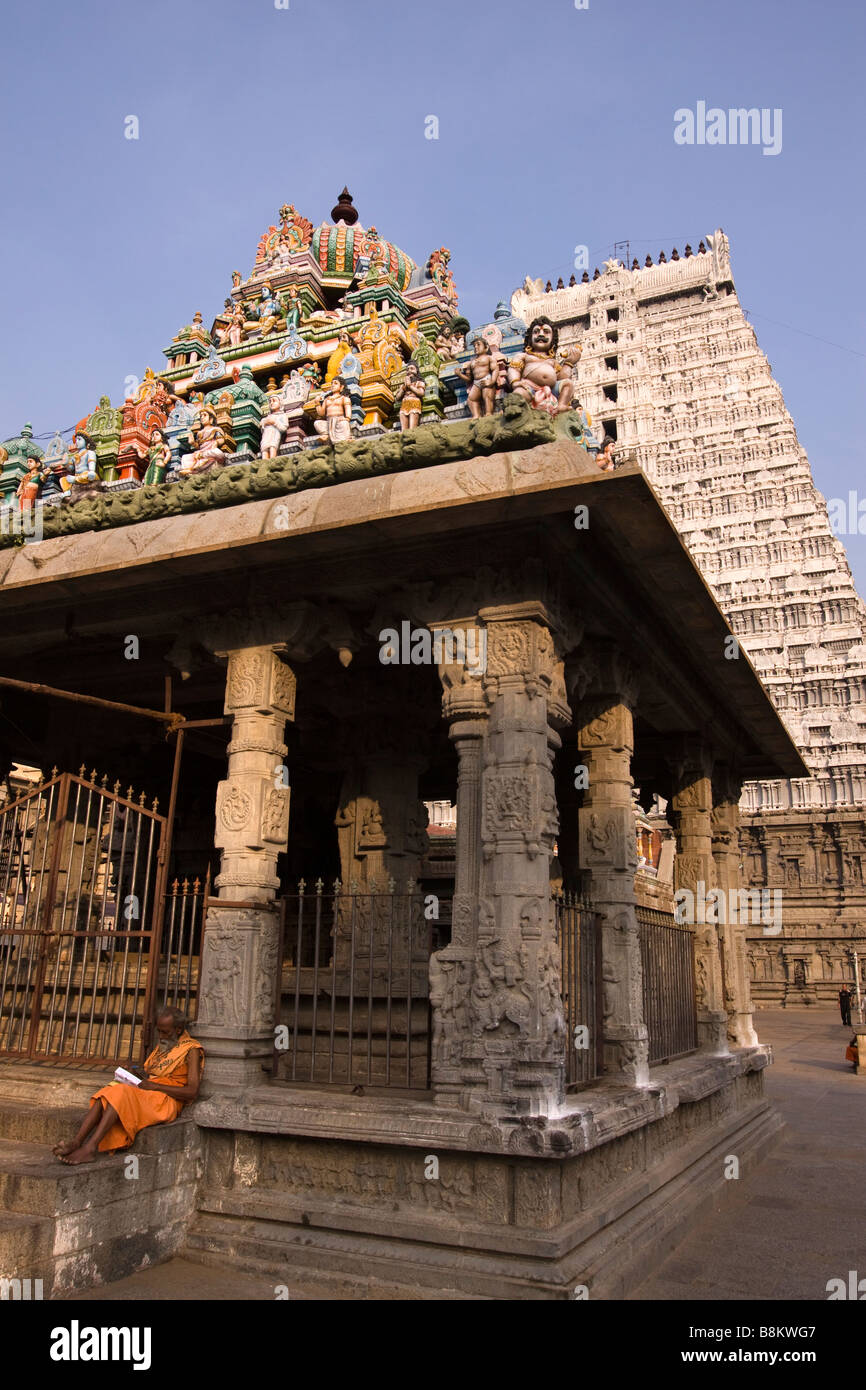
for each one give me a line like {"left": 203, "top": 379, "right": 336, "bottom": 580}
{"left": 512, "top": 237, "right": 866, "bottom": 1007}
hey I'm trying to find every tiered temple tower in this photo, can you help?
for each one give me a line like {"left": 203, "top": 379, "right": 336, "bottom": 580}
{"left": 512, "top": 237, "right": 866, "bottom": 1006}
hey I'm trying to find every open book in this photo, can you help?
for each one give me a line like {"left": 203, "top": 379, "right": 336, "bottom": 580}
{"left": 114, "top": 1067, "right": 142, "bottom": 1086}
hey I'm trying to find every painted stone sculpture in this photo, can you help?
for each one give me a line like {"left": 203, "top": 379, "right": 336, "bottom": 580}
{"left": 165, "top": 397, "right": 200, "bottom": 469}
{"left": 16, "top": 458, "right": 43, "bottom": 506}
{"left": 179, "top": 408, "right": 229, "bottom": 476}
{"left": 260, "top": 395, "right": 290, "bottom": 460}
{"left": 395, "top": 362, "right": 427, "bottom": 430}
{"left": 143, "top": 428, "right": 172, "bottom": 484}
{"left": 249, "top": 284, "right": 284, "bottom": 339}
{"left": 313, "top": 379, "right": 353, "bottom": 444}
{"left": 507, "top": 317, "right": 581, "bottom": 414}
{"left": 455, "top": 338, "right": 504, "bottom": 419}
{"left": 597, "top": 436, "right": 617, "bottom": 471}
{"left": 60, "top": 433, "right": 99, "bottom": 493}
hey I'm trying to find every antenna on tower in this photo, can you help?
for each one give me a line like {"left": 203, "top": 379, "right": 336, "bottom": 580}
{"left": 613, "top": 241, "right": 630, "bottom": 268}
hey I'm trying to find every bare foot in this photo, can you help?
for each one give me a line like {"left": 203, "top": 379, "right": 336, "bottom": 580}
{"left": 60, "top": 1145, "right": 98, "bottom": 1165}
{"left": 52, "top": 1140, "right": 75, "bottom": 1157}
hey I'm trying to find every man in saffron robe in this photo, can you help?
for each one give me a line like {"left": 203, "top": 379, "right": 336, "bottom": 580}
{"left": 53, "top": 1008, "right": 203, "bottom": 1165}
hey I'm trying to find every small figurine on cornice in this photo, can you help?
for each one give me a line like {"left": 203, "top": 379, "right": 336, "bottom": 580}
{"left": 507, "top": 317, "right": 581, "bottom": 415}
{"left": 260, "top": 394, "right": 291, "bottom": 460}
{"left": 338, "top": 337, "right": 364, "bottom": 427}
{"left": 143, "top": 427, "right": 172, "bottom": 485}
{"left": 597, "top": 436, "right": 616, "bottom": 472}
{"left": 313, "top": 377, "right": 353, "bottom": 445}
{"left": 16, "top": 457, "right": 43, "bottom": 507}
{"left": 179, "top": 407, "right": 229, "bottom": 476}
{"left": 278, "top": 202, "right": 313, "bottom": 253}
{"left": 395, "top": 362, "right": 427, "bottom": 431}
{"left": 425, "top": 247, "right": 458, "bottom": 309}
{"left": 60, "top": 432, "right": 100, "bottom": 494}
{"left": 217, "top": 302, "right": 248, "bottom": 349}
{"left": 231, "top": 270, "right": 243, "bottom": 289}
{"left": 574, "top": 400, "right": 599, "bottom": 457}
{"left": 456, "top": 337, "right": 504, "bottom": 418}
{"left": 281, "top": 285, "right": 302, "bottom": 332}
{"left": 248, "top": 284, "right": 284, "bottom": 339}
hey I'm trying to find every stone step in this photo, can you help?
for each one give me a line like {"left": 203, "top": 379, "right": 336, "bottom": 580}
{"left": 0, "top": 1136, "right": 164, "bottom": 1217}
{"left": 0, "top": 1097, "right": 93, "bottom": 1147}
{"left": 181, "top": 1215, "right": 474, "bottom": 1300}
{"left": 0, "top": 1209, "right": 54, "bottom": 1286}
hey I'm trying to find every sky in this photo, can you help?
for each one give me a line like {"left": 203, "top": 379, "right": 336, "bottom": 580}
{"left": 1, "top": 0, "right": 863, "bottom": 582}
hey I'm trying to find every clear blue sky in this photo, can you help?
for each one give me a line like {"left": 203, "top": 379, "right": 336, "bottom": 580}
{"left": 1, "top": 0, "right": 863, "bottom": 582}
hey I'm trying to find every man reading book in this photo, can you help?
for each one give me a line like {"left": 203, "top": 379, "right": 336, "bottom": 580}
{"left": 53, "top": 1007, "right": 204, "bottom": 1165}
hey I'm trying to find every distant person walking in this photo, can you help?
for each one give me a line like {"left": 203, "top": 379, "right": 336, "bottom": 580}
{"left": 839, "top": 984, "right": 853, "bottom": 1027}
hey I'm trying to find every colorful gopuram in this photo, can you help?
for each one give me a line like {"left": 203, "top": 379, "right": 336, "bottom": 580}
{"left": 1, "top": 190, "right": 597, "bottom": 526}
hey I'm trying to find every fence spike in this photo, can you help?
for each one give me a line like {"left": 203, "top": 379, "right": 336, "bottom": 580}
{"left": 171, "top": 877, "right": 179, "bottom": 892}
{"left": 89, "top": 768, "right": 98, "bottom": 783}
{"left": 182, "top": 877, "right": 189, "bottom": 893}
{"left": 152, "top": 797, "right": 159, "bottom": 812}
{"left": 101, "top": 773, "right": 109, "bottom": 789}
{"left": 349, "top": 877, "right": 359, "bottom": 893}
{"left": 298, "top": 877, "right": 306, "bottom": 894}
{"left": 387, "top": 876, "right": 395, "bottom": 894}
{"left": 126, "top": 785, "right": 134, "bottom": 801}
{"left": 78, "top": 764, "right": 86, "bottom": 778}
{"left": 406, "top": 876, "right": 417, "bottom": 894}
{"left": 138, "top": 791, "right": 147, "bottom": 807}
{"left": 333, "top": 877, "right": 342, "bottom": 893}
{"left": 315, "top": 877, "right": 323, "bottom": 894}
{"left": 113, "top": 780, "right": 121, "bottom": 795}
{"left": 192, "top": 876, "right": 201, "bottom": 893}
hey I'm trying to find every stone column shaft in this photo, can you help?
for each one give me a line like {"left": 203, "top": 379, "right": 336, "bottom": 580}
{"left": 430, "top": 607, "right": 569, "bottom": 1114}
{"left": 195, "top": 645, "right": 296, "bottom": 1089}
{"left": 573, "top": 645, "right": 648, "bottom": 1086}
{"left": 712, "top": 774, "right": 759, "bottom": 1047}
{"left": 670, "top": 742, "right": 729, "bottom": 1055}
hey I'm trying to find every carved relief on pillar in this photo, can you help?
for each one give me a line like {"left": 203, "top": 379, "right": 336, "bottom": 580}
{"left": 429, "top": 894, "right": 566, "bottom": 1075}
{"left": 579, "top": 807, "right": 638, "bottom": 872}
{"left": 576, "top": 699, "right": 633, "bottom": 753}
{"left": 261, "top": 786, "right": 291, "bottom": 844}
{"left": 481, "top": 610, "right": 569, "bottom": 712}
{"left": 197, "top": 907, "right": 280, "bottom": 1037}
{"left": 224, "top": 646, "right": 297, "bottom": 718}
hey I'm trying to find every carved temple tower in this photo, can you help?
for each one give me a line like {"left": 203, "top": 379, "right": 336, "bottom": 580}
{"left": 512, "top": 238, "right": 866, "bottom": 1005}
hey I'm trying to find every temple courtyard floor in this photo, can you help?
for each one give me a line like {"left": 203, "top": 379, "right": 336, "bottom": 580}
{"left": 58, "top": 1010, "right": 865, "bottom": 1303}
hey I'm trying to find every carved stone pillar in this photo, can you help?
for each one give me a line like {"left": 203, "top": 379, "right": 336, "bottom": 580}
{"left": 571, "top": 642, "right": 648, "bottom": 1086}
{"left": 196, "top": 646, "right": 296, "bottom": 1089}
{"left": 429, "top": 606, "right": 569, "bottom": 1114}
{"left": 712, "top": 767, "right": 759, "bottom": 1047}
{"left": 669, "top": 739, "right": 729, "bottom": 1055}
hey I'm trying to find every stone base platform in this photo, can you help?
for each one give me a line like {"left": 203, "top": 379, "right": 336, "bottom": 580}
{"left": 186, "top": 1047, "right": 782, "bottom": 1300}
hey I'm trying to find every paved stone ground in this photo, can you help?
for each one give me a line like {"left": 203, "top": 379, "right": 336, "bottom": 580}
{"left": 60, "top": 1009, "right": 865, "bottom": 1301}
{"left": 630, "top": 1008, "right": 866, "bottom": 1301}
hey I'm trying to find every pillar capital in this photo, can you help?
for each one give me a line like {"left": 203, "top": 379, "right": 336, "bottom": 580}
{"left": 221, "top": 645, "right": 296, "bottom": 719}
{"left": 566, "top": 638, "right": 640, "bottom": 709}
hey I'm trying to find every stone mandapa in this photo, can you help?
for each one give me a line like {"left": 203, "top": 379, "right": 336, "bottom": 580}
{"left": 3, "top": 400, "right": 586, "bottom": 550}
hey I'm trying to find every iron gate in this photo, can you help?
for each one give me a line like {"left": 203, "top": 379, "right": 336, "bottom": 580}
{"left": 0, "top": 768, "right": 167, "bottom": 1063}
{"left": 555, "top": 894, "right": 602, "bottom": 1086}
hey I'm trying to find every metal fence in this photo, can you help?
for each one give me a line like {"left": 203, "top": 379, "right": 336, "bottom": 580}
{"left": 637, "top": 904, "right": 698, "bottom": 1064}
{"left": 555, "top": 893, "right": 602, "bottom": 1086}
{"left": 275, "top": 880, "right": 434, "bottom": 1090}
{"left": 157, "top": 872, "right": 207, "bottom": 1024}
{"left": 0, "top": 768, "right": 166, "bottom": 1062}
